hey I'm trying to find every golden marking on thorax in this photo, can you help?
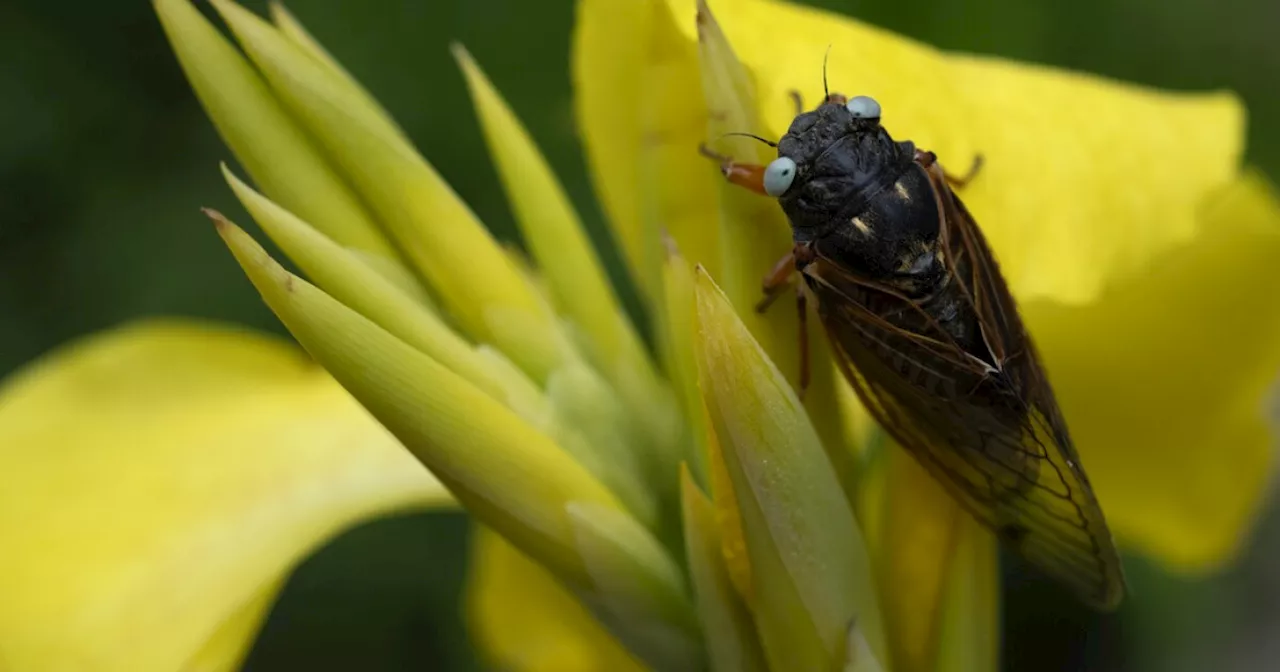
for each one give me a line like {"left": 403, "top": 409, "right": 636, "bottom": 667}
{"left": 894, "top": 181, "right": 911, "bottom": 200}
{"left": 851, "top": 216, "right": 873, "bottom": 236}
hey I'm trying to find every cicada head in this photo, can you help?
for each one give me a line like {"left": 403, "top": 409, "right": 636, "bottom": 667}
{"left": 765, "top": 95, "right": 942, "bottom": 286}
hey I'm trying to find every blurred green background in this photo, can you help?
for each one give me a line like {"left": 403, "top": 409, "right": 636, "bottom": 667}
{"left": 2, "top": 0, "right": 1277, "bottom": 670}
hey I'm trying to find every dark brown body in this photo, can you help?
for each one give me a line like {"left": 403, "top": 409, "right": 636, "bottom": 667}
{"left": 766, "top": 97, "right": 1127, "bottom": 610}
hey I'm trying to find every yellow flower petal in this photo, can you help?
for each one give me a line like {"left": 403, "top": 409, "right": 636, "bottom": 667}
{"left": 875, "top": 443, "right": 998, "bottom": 672}
{"left": 694, "top": 267, "right": 885, "bottom": 670}
{"left": 846, "top": 437, "right": 996, "bottom": 672}
{"left": 465, "top": 526, "right": 648, "bottom": 672}
{"left": 184, "top": 579, "right": 282, "bottom": 672}
{"left": 680, "top": 466, "right": 768, "bottom": 672}
{"left": 835, "top": 384, "right": 889, "bottom": 542}
{"left": 934, "top": 519, "right": 999, "bottom": 672}
{"left": 662, "top": 0, "right": 1244, "bottom": 304}
{"left": 153, "top": 0, "right": 394, "bottom": 258}
{"left": 1022, "top": 171, "right": 1280, "bottom": 570}
{"left": 573, "top": 0, "right": 722, "bottom": 302}
{"left": 877, "top": 446, "right": 961, "bottom": 672}
{"left": 212, "top": 0, "right": 569, "bottom": 382}
{"left": 0, "top": 320, "right": 449, "bottom": 671}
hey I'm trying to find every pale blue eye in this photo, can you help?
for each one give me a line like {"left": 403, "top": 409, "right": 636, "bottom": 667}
{"left": 846, "top": 95, "right": 881, "bottom": 119}
{"left": 763, "top": 157, "right": 797, "bottom": 196}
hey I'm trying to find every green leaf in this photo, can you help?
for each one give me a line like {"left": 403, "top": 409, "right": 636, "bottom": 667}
{"left": 693, "top": 267, "right": 886, "bottom": 671}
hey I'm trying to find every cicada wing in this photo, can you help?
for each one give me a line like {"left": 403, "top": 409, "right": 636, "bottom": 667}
{"left": 804, "top": 165, "right": 1126, "bottom": 608}
{"left": 821, "top": 300, "right": 1122, "bottom": 609}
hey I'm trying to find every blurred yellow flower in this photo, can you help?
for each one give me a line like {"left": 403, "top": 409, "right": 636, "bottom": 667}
{"left": 0, "top": 0, "right": 1276, "bottom": 670}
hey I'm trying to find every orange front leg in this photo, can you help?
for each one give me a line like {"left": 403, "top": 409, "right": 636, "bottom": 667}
{"left": 699, "top": 143, "right": 768, "bottom": 195}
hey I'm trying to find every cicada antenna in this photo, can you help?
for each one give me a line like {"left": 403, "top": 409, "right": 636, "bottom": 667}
{"left": 822, "top": 44, "right": 833, "bottom": 99}
{"left": 716, "top": 132, "right": 778, "bottom": 148}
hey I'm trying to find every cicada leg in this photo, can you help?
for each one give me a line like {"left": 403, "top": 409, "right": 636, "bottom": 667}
{"left": 787, "top": 89, "right": 805, "bottom": 116}
{"left": 698, "top": 143, "right": 768, "bottom": 195}
{"left": 701, "top": 143, "right": 814, "bottom": 396}
{"left": 795, "top": 280, "right": 811, "bottom": 399}
{"left": 915, "top": 149, "right": 984, "bottom": 189}
{"left": 755, "top": 246, "right": 814, "bottom": 398}
{"left": 947, "top": 154, "right": 984, "bottom": 188}
{"left": 755, "top": 250, "right": 796, "bottom": 313}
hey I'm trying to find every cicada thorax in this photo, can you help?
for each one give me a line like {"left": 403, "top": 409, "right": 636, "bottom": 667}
{"left": 805, "top": 162, "right": 946, "bottom": 295}
{"left": 804, "top": 198, "right": 1039, "bottom": 499}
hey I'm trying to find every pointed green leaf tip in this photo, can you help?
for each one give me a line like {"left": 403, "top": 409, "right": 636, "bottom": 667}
{"left": 218, "top": 164, "right": 548, "bottom": 425}
{"left": 152, "top": 0, "right": 394, "bottom": 258}
{"left": 693, "top": 266, "right": 886, "bottom": 671}
{"left": 452, "top": 43, "right": 647, "bottom": 384}
{"left": 208, "top": 0, "right": 569, "bottom": 383}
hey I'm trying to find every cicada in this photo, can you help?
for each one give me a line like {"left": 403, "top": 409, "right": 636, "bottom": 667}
{"left": 702, "top": 89, "right": 1127, "bottom": 610}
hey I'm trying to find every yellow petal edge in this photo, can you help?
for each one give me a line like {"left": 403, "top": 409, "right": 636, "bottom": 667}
{"left": 0, "top": 320, "right": 451, "bottom": 671}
